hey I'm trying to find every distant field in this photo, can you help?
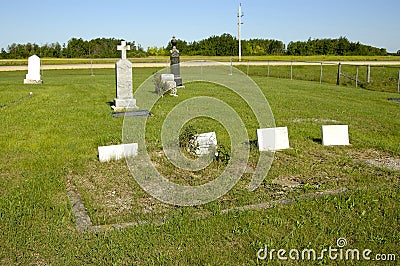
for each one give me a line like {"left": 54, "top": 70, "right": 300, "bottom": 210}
{"left": 0, "top": 67, "right": 398, "bottom": 264}
{"left": 1, "top": 55, "right": 400, "bottom": 66}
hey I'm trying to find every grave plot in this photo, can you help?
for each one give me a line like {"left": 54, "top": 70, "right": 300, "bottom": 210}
{"left": 72, "top": 78, "right": 366, "bottom": 229}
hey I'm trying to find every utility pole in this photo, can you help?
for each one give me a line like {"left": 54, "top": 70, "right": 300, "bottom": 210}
{"left": 238, "top": 3, "right": 243, "bottom": 62}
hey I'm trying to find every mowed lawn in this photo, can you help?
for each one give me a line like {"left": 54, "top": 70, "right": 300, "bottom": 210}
{"left": 0, "top": 68, "right": 399, "bottom": 265}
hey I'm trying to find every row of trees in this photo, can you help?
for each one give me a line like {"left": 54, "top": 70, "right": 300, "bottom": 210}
{"left": 162, "top": 34, "right": 286, "bottom": 56}
{"left": 0, "top": 38, "right": 146, "bottom": 59}
{"left": 286, "top": 37, "right": 388, "bottom": 56}
{"left": 0, "top": 35, "right": 392, "bottom": 59}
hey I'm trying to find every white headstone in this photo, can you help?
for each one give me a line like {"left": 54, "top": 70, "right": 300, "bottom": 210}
{"left": 321, "top": 125, "right": 350, "bottom": 146}
{"left": 257, "top": 127, "right": 290, "bottom": 151}
{"left": 193, "top": 132, "right": 218, "bottom": 156}
{"left": 161, "top": 74, "right": 175, "bottom": 82}
{"left": 159, "top": 74, "right": 177, "bottom": 96}
{"left": 98, "top": 143, "right": 138, "bottom": 162}
{"left": 24, "top": 55, "right": 43, "bottom": 84}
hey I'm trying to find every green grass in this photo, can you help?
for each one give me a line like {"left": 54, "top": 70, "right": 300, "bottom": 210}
{"left": 239, "top": 64, "right": 400, "bottom": 93}
{"left": 0, "top": 68, "right": 399, "bottom": 265}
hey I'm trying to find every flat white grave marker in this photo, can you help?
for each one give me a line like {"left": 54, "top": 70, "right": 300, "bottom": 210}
{"left": 257, "top": 127, "right": 290, "bottom": 151}
{"left": 98, "top": 143, "right": 138, "bottom": 162}
{"left": 194, "top": 132, "right": 218, "bottom": 156}
{"left": 321, "top": 125, "right": 350, "bottom": 146}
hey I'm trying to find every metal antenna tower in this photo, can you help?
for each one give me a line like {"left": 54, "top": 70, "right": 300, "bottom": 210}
{"left": 238, "top": 3, "right": 244, "bottom": 62}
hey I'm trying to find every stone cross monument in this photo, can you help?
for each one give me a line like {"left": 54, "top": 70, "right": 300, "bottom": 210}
{"left": 113, "top": 41, "right": 137, "bottom": 110}
{"left": 117, "top": 41, "right": 129, "bottom": 60}
{"left": 170, "top": 36, "right": 183, "bottom": 87}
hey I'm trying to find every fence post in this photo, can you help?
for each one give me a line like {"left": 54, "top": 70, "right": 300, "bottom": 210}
{"left": 290, "top": 61, "right": 293, "bottom": 80}
{"left": 336, "top": 63, "right": 341, "bottom": 85}
{"left": 246, "top": 60, "right": 249, "bottom": 76}
{"left": 356, "top": 66, "right": 359, "bottom": 88}
{"left": 367, "top": 65, "right": 371, "bottom": 83}
{"left": 398, "top": 70, "right": 400, "bottom": 93}
{"left": 267, "top": 61, "right": 270, "bottom": 77}
{"left": 320, "top": 62, "right": 323, "bottom": 84}
{"left": 229, "top": 57, "right": 233, "bottom": 75}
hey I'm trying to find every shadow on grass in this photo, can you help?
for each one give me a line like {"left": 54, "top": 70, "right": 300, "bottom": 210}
{"left": 244, "top": 139, "right": 258, "bottom": 148}
{"left": 312, "top": 138, "right": 322, "bottom": 145}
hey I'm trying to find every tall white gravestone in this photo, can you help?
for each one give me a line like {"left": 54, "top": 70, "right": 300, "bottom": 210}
{"left": 113, "top": 41, "right": 137, "bottom": 110}
{"left": 24, "top": 55, "right": 43, "bottom": 84}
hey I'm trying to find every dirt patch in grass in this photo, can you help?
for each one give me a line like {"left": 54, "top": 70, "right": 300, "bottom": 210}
{"left": 350, "top": 149, "right": 400, "bottom": 171}
{"left": 292, "top": 118, "right": 342, "bottom": 123}
{"left": 271, "top": 176, "right": 302, "bottom": 188}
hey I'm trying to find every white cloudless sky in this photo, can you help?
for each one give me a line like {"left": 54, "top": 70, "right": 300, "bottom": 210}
{"left": 1, "top": 0, "right": 399, "bottom": 52}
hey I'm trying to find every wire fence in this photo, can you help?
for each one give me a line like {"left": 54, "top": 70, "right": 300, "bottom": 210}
{"left": 236, "top": 61, "right": 400, "bottom": 93}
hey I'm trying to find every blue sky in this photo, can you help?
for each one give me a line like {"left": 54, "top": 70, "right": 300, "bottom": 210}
{"left": 1, "top": 0, "right": 399, "bottom": 52}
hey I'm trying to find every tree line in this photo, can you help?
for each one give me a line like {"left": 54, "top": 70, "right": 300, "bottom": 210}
{"left": 161, "top": 34, "right": 285, "bottom": 56}
{"left": 0, "top": 38, "right": 146, "bottom": 59}
{"left": 0, "top": 34, "right": 393, "bottom": 59}
{"left": 286, "top": 37, "right": 388, "bottom": 56}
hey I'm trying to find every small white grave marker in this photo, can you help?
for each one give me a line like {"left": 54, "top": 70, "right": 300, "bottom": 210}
{"left": 193, "top": 132, "right": 218, "bottom": 156}
{"left": 321, "top": 125, "right": 350, "bottom": 146}
{"left": 160, "top": 74, "right": 177, "bottom": 96}
{"left": 24, "top": 55, "right": 43, "bottom": 84}
{"left": 98, "top": 143, "right": 138, "bottom": 162}
{"left": 161, "top": 74, "right": 175, "bottom": 81}
{"left": 257, "top": 127, "right": 290, "bottom": 151}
